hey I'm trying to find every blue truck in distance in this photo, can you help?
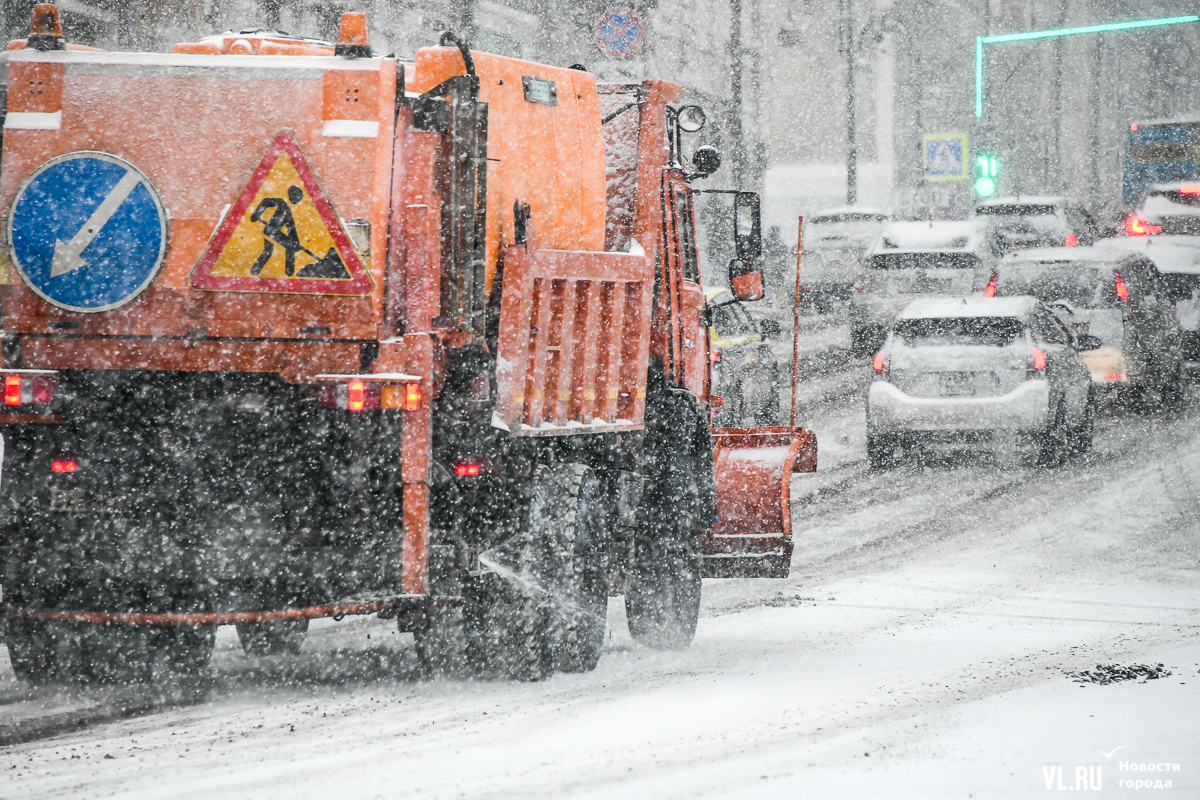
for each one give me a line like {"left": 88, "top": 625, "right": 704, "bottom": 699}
{"left": 1124, "top": 117, "right": 1200, "bottom": 207}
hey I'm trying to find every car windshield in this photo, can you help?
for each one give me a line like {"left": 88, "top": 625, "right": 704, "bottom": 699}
{"left": 893, "top": 317, "right": 1025, "bottom": 347}
{"left": 711, "top": 301, "right": 757, "bottom": 339}
{"left": 997, "top": 262, "right": 1108, "bottom": 308}
{"left": 870, "top": 252, "right": 980, "bottom": 270}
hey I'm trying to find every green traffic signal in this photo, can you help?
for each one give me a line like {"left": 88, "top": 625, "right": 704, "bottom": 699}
{"left": 975, "top": 154, "right": 999, "bottom": 197}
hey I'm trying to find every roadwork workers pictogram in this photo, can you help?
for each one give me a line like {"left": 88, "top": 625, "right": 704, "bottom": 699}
{"left": 191, "top": 129, "right": 373, "bottom": 295}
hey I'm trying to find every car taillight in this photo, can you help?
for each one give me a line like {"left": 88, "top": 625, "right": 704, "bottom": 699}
{"left": 1031, "top": 346, "right": 1047, "bottom": 373}
{"left": 984, "top": 272, "right": 998, "bottom": 298}
{"left": 1065, "top": 233, "right": 1078, "bottom": 247}
{"left": 3, "top": 374, "right": 53, "bottom": 406}
{"left": 872, "top": 350, "right": 889, "bottom": 376}
{"left": 1125, "top": 215, "right": 1162, "bottom": 236}
{"left": 710, "top": 350, "right": 721, "bottom": 364}
{"left": 854, "top": 285, "right": 871, "bottom": 293}
{"left": 1113, "top": 268, "right": 1130, "bottom": 303}
{"left": 51, "top": 457, "right": 77, "bottom": 474}
{"left": 1181, "top": 186, "right": 1200, "bottom": 195}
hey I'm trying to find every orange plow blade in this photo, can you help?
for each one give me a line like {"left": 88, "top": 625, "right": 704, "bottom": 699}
{"left": 704, "top": 426, "right": 817, "bottom": 579}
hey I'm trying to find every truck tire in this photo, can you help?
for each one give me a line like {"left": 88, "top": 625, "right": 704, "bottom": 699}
{"left": 534, "top": 463, "right": 608, "bottom": 674}
{"left": 236, "top": 620, "right": 308, "bottom": 656}
{"left": 6, "top": 618, "right": 215, "bottom": 684}
{"left": 625, "top": 386, "right": 710, "bottom": 650}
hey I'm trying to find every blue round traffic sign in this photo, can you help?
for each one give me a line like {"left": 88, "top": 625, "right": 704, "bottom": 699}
{"left": 596, "top": 8, "right": 643, "bottom": 59}
{"left": 8, "top": 152, "right": 167, "bottom": 313}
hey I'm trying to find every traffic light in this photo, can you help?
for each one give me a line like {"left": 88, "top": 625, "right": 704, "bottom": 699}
{"left": 975, "top": 154, "right": 999, "bottom": 197}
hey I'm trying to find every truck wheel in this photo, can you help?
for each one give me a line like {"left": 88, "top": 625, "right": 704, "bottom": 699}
{"left": 625, "top": 469, "right": 703, "bottom": 650}
{"left": 87, "top": 624, "right": 216, "bottom": 683}
{"left": 534, "top": 463, "right": 608, "bottom": 674}
{"left": 4, "top": 620, "right": 79, "bottom": 684}
{"left": 236, "top": 620, "right": 308, "bottom": 656}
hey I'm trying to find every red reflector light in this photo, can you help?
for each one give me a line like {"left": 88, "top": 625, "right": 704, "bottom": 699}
{"left": 1114, "top": 268, "right": 1130, "bottom": 303}
{"left": 4, "top": 375, "right": 21, "bottom": 406}
{"left": 51, "top": 457, "right": 77, "bottom": 474}
{"left": 872, "top": 350, "right": 887, "bottom": 374}
{"left": 404, "top": 382, "right": 421, "bottom": 411}
{"left": 710, "top": 350, "right": 721, "bottom": 364}
{"left": 1125, "top": 215, "right": 1162, "bottom": 236}
{"left": 1104, "top": 373, "right": 1125, "bottom": 381}
{"left": 984, "top": 271, "right": 998, "bottom": 298}
{"left": 1131, "top": 123, "right": 1138, "bottom": 131}
{"left": 1064, "top": 233, "right": 1078, "bottom": 247}
{"left": 1031, "top": 347, "right": 1047, "bottom": 372}
{"left": 454, "top": 461, "right": 481, "bottom": 477}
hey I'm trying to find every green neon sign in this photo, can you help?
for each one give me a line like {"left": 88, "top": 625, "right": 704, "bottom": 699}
{"left": 975, "top": 15, "right": 1200, "bottom": 117}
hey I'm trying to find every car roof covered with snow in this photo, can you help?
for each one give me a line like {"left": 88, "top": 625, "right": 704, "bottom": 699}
{"left": 1095, "top": 236, "right": 1200, "bottom": 274}
{"left": 897, "top": 296, "right": 1037, "bottom": 320}
{"left": 808, "top": 205, "right": 890, "bottom": 223}
{"left": 975, "top": 195, "right": 1069, "bottom": 211}
{"left": 869, "top": 220, "right": 986, "bottom": 255}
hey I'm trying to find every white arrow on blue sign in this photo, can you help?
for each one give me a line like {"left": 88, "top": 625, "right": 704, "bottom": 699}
{"left": 8, "top": 152, "right": 167, "bottom": 313}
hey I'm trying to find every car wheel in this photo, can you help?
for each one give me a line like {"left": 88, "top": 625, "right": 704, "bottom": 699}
{"left": 867, "top": 434, "right": 900, "bottom": 470}
{"left": 1037, "top": 402, "right": 1069, "bottom": 467}
{"left": 1161, "top": 363, "right": 1186, "bottom": 409}
{"left": 1068, "top": 393, "right": 1095, "bottom": 457}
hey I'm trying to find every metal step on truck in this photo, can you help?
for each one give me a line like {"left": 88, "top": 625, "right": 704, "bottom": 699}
{"left": 0, "top": 5, "right": 816, "bottom": 684}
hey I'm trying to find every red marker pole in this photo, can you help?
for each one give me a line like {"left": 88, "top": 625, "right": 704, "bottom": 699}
{"left": 790, "top": 215, "right": 804, "bottom": 428}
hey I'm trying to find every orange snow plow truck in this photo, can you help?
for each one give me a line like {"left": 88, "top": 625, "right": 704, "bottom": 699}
{"left": 0, "top": 6, "right": 815, "bottom": 683}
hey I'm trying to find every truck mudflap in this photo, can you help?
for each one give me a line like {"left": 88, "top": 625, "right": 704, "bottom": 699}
{"left": 702, "top": 426, "right": 817, "bottom": 579}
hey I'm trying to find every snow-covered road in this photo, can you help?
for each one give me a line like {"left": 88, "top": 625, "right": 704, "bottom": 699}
{"left": 3, "top": 359, "right": 1199, "bottom": 799}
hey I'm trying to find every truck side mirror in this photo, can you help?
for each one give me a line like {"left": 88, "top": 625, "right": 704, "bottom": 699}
{"left": 729, "top": 192, "right": 764, "bottom": 300}
{"left": 734, "top": 192, "right": 761, "bottom": 261}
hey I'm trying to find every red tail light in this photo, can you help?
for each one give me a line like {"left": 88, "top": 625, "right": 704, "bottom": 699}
{"left": 1125, "top": 215, "right": 1162, "bottom": 236}
{"left": 454, "top": 460, "right": 481, "bottom": 477}
{"left": 1064, "top": 233, "right": 1078, "bottom": 247}
{"left": 347, "top": 380, "right": 366, "bottom": 412}
{"left": 872, "top": 350, "right": 888, "bottom": 375}
{"left": 854, "top": 285, "right": 871, "bottom": 293}
{"left": 51, "top": 457, "right": 77, "bottom": 474}
{"left": 318, "top": 380, "right": 381, "bottom": 411}
{"left": 984, "top": 272, "right": 998, "bottom": 298}
{"left": 1181, "top": 186, "right": 1200, "bottom": 195}
{"left": 1031, "top": 346, "right": 1047, "bottom": 372}
{"left": 1113, "top": 269, "right": 1130, "bottom": 303}
{"left": 3, "top": 374, "right": 53, "bottom": 406}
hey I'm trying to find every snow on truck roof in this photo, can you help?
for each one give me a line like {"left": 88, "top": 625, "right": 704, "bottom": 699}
{"left": 871, "top": 220, "right": 983, "bottom": 253}
{"left": 898, "top": 297, "right": 1037, "bottom": 320}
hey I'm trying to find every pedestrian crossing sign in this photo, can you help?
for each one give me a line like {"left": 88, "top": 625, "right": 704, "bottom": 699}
{"left": 923, "top": 133, "right": 969, "bottom": 182}
{"left": 190, "top": 129, "right": 373, "bottom": 295}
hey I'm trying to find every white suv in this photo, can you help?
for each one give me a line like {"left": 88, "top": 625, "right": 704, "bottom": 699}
{"left": 867, "top": 297, "right": 1096, "bottom": 468}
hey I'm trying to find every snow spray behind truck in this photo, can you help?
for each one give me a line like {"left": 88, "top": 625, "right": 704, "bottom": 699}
{"left": 0, "top": 5, "right": 815, "bottom": 683}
